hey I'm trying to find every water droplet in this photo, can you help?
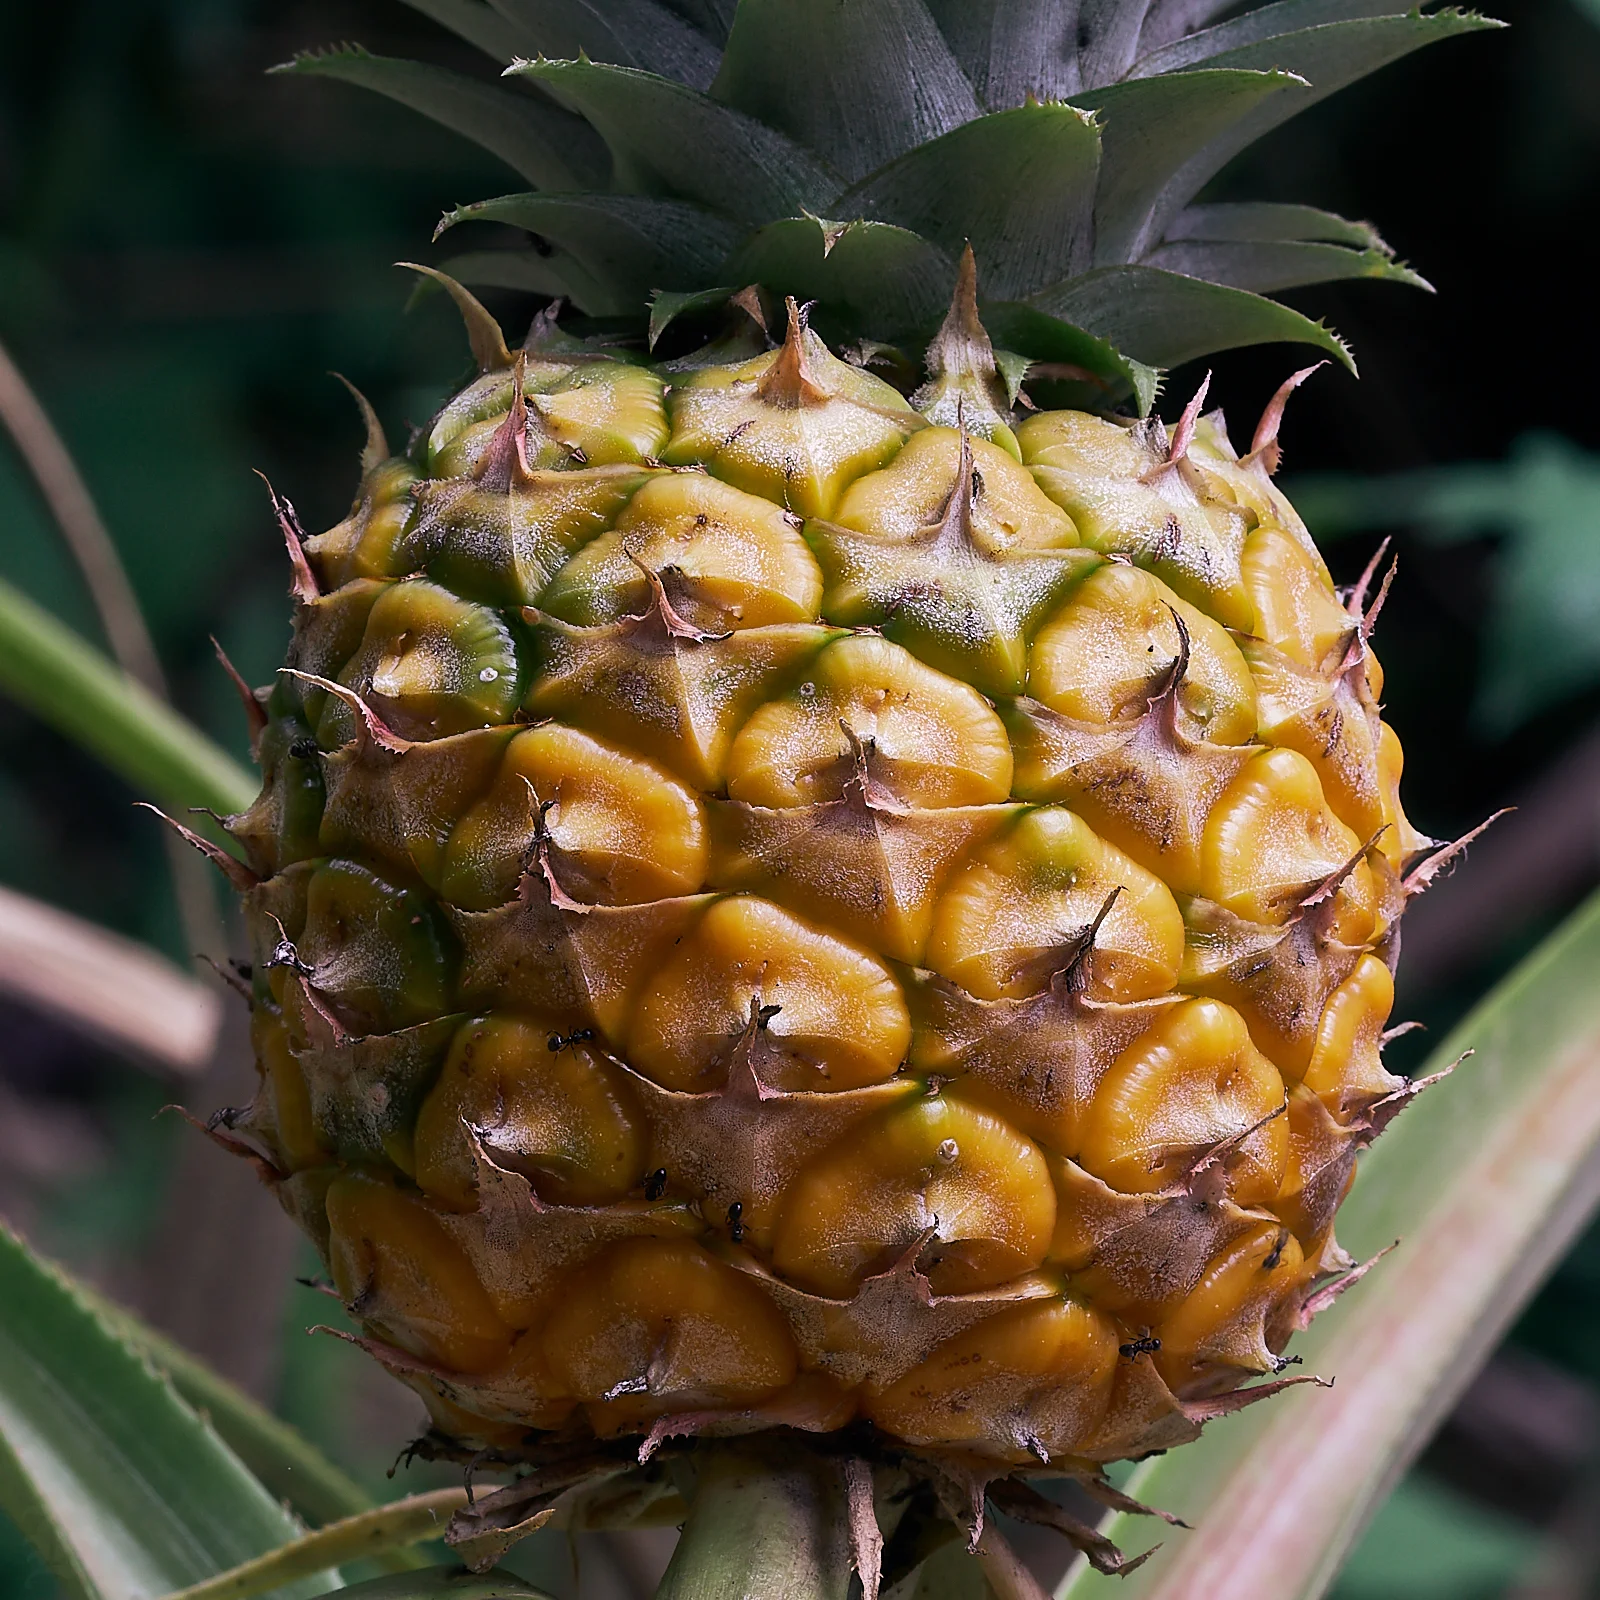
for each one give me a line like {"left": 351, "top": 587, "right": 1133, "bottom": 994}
{"left": 936, "top": 1138, "right": 960, "bottom": 1165}
{"left": 479, "top": 666, "right": 500, "bottom": 683}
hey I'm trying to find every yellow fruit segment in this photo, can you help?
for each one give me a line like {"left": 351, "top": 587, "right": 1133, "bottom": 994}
{"left": 1019, "top": 410, "right": 1256, "bottom": 633}
{"left": 540, "top": 470, "right": 824, "bottom": 629}
{"left": 1076, "top": 999, "right": 1288, "bottom": 1203}
{"left": 1029, "top": 563, "right": 1257, "bottom": 744}
{"left": 430, "top": 362, "right": 667, "bottom": 476}
{"left": 1152, "top": 1223, "right": 1306, "bottom": 1394}
{"left": 414, "top": 1017, "right": 646, "bottom": 1208}
{"left": 325, "top": 1170, "right": 514, "bottom": 1372}
{"left": 772, "top": 1093, "right": 1056, "bottom": 1297}
{"left": 540, "top": 1238, "right": 798, "bottom": 1429}
{"left": 307, "top": 458, "right": 420, "bottom": 586}
{"left": 1272, "top": 1084, "right": 1359, "bottom": 1247}
{"left": 924, "top": 807, "right": 1183, "bottom": 1002}
{"left": 325, "top": 578, "right": 520, "bottom": 742}
{"left": 1300, "top": 954, "right": 1401, "bottom": 1113}
{"left": 663, "top": 321, "right": 921, "bottom": 518}
{"left": 526, "top": 614, "right": 832, "bottom": 793}
{"left": 1378, "top": 721, "right": 1432, "bottom": 860}
{"left": 403, "top": 466, "right": 651, "bottom": 610}
{"left": 414, "top": 1368, "right": 573, "bottom": 1440}
{"left": 628, "top": 895, "right": 910, "bottom": 1092}
{"left": 251, "top": 1006, "right": 329, "bottom": 1173}
{"left": 725, "top": 634, "right": 1013, "bottom": 807}
{"left": 866, "top": 1298, "right": 1120, "bottom": 1459}
{"left": 1241, "top": 525, "right": 1353, "bottom": 672}
{"left": 1201, "top": 748, "right": 1376, "bottom": 934}
{"left": 439, "top": 723, "right": 706, "bottom": 909}
{"left": 831, "top": 426, "right": 1078, "bottom": 553}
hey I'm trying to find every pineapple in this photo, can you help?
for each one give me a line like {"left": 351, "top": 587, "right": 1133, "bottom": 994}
{"left": 207, "top": 0, "right": 1494, "bottom": 1569}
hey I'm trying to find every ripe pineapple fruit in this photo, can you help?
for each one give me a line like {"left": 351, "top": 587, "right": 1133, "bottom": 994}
{"left": 208, "top": 0, "right": 1494, "bottom": 1564}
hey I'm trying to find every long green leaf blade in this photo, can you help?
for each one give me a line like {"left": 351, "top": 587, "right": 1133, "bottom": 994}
{"left": 0, "top": 1224, "right": 330, "bottom": 1600}
{"left": 1125, "top": 11, "right": 1503, "bottom": 224}
{"left": 1131, "top": 0, "right": 1447, "bottom": 77}
{"left": 425, "top": 251, "right": 573, "bottom": 302}
{"left": 923, "top": 0, "right": 1082, "bottom": 106}
{"left": 980, "top": 301, "right": 1159, "bottom": 414}
{"left": 840, "top": 104, "right": 1101, "bottom": 299}
{"left": 713, "top": 0, "right": 980, "bottom": 184}
{"left": 79, "top": 1291, "right": 386, "bottom": 1537}
{"left": 162, "top": 1492, "right": 470, "bottom": 1600}
{"left": 724, "top": 216, "right": 954, "bottom": 339}
{"left": 439, "top": 193, "right": 742, "bottom": 314}
{"left": 509, "top": 59, "right": 838, "bottom": 222}
{"left": 398, "top": 0, "right": 536, "bottom": 65}
{"left": 1028, "top": 264, "right": 1353, "bottom": 370}
{"left": 488, "top": 0, "right": 720, "bottom": 90}
{"left": 1076, "top": 69, "right": 1310, "bottom": 264}
{"left": 1164, "top": 201, "right": 1389, "bottom": 249}
{"left": 274, "top": 49, "right": 607, "bottom": 192}
{"left": 1060, "top": 884, "right": 1600, "bottom": 1600}
{"left": 303, "top": 1571, "right": 552, "bottom": 1600}
{"left": 1142, "top": 237, "right": 1429, "bottom": 293}
{"left": 0, "top": 575, "right": 255, "bottom": 816}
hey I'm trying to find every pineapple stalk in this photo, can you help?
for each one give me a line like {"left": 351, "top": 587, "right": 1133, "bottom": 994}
{"left": 654, "top": 1441, "right": 855, "bottom": 1600}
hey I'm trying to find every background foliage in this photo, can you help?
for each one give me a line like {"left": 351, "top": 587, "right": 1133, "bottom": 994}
{"left": 3, "top": 3, "right": 1600, "bottom": 1596}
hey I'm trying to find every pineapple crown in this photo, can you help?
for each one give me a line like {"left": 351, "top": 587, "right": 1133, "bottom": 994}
{"left": 280, "top": 0, "right": 1497, "bottom": 412}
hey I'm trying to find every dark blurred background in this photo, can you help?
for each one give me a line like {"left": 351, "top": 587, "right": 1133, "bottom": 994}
{"left": 3, "top": 3, "right": 1600, "bottom": 1596}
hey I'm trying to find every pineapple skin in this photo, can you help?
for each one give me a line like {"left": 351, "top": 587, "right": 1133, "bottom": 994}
{"left": 230, "top": 310, "right": 1424, "bottom": 1469}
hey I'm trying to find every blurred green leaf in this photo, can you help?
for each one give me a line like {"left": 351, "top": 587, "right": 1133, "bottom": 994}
{"left": 1331, "top": 1475, "right": 1537, "bottom": 1600}
{"left": 1059, "top": 882, "right": 1600, "bottom": 1600}
{"left": 79, "top": 1289, "right": 409, "bottom": 1544}
{"left": 1294, "top": 433, "right": 1600, "bottom": 733}
{"left": 162, "top": 1491, "right": 468, "bottom": 1600}
{"left": 301, "top": 1570, "right": 552, "bottom": 1600}
{"left": 0, "top": 1223, "right": 332, "bottom": 1600}
{"left": 0, "top": 575, "right": 255, "bottom": 816}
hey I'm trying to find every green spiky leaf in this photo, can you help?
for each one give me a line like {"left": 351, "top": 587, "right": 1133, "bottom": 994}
{"left": 0, "top": 1224, "right": 331, "bottom": 1600}
{"left": 159, "top": 1492, "right": 472, "bottom": 1600}
{"left": 1131, "top": 10, "right": 1507, "bottom": 127}
{"left": 1131, "top": 0, "right": 1485, "bottom": 76}
{"left": 423, "top": 250, "right": 571, "bottom": 301}
{"left": 981, "top": 300, "right": 1159, "bottom": 412}
{"left": 302, "top": 1572, "right": 551, "bottom": 1600}
{"left": 397, "top": 0, "right": 537, "bottom": 64}
{"left": 273, "top": 49, "right": 605, "bottom": 191}
{"left": 648, "top": 285, "right": 742, "bottom": 347}
{"left": 439, "top": 193, "right": 742, "bottom": 314}
{"left": 284, "top": 3, "right": 1488, "bottom": 381}
{"left": 79, "top": 1290, "right": 397, "bottom": 1543}
{"left": 840, "top": 102, "right": 1102, "bottom": 298}
{"left": 713, "top": 0, "right": 981, "bottom": 183}
{"left": 1029, "top": 263, "right": 1353, "bottom": 370}
{"left": 658, "top": 0, "right": 736, "bottom": 46}
{"left": 508, "top": 58, "right": 838, "bottom": 220}
{"left": 723, "top": 216, "right": 954, "bottom": 339}
{"left": 1077, "top": 68, "right": 1311, "bottom": 263}
{"left": 923, "top": 0, "right": 1086, "bottom": 103}
{"left": 1164, "top": 200, "right": 1391, "bottom": 248}
{"left": 1142, "top": 237, "right": 1429, "bottom": 292}
{"left": 489, "top": 0, "right": 720, "bottom": 89}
